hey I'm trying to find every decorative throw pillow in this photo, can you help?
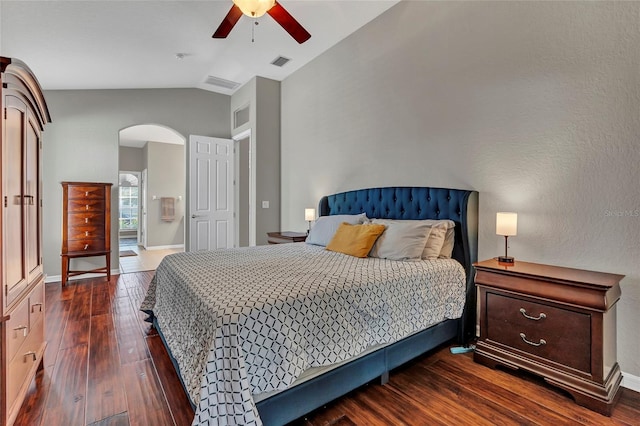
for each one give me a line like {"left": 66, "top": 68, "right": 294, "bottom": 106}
{"left": 306, "top": 213, "right": 367, "bottom": 247}
{"left": 369, "top": 221, "right": 432, "bottom": 261}
{"left": 422, "top": 224, "right": 448, "bottom": 259}
{"left": 325, "top": 222, "right": 386, "bottom": 258}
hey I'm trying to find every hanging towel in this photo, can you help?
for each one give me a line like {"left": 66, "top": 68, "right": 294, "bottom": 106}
{"left": 161, "top": 197, "right": 175, "bottom": 221}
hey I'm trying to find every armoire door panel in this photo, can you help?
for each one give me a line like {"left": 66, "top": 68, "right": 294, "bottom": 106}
{"left": 3, "top": 101, "right": 27, "bottom": 308}
{"left": 26, "top": 113, "right": 42, "bottom": 280}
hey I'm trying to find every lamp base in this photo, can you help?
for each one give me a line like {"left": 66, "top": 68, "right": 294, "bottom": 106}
{"left": 498, "top": 256, "right": 515, "bottom": 263}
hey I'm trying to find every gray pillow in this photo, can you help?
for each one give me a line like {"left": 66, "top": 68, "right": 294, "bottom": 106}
{"left": 306, "top": 213, "right": 368, "bottom": 246}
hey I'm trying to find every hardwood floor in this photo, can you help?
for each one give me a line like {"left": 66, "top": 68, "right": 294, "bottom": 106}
{"left": 14, "top": 272, "right": 640, "bottom": 425}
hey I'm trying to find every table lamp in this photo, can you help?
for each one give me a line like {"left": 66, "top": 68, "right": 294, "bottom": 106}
{"left": 496, "top": 212, "right": 517, "bottom": 263}
{"left": 305, "top": 208, "right": 316, "bottom": 234}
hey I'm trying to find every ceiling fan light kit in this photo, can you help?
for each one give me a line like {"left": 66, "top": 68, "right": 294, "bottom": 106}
{"left": 213, "top": 0, "right": 311, "bottom": 44}
{"left": 233, "top": 0, "right": 275, "bottom": 18}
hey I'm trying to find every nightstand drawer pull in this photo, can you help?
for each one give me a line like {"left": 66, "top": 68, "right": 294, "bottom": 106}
{"left": 520, "top": 333, "right": 546, "bottom": 347}
{"left": 519, "top": 308, "right": 546, "bottom": 321}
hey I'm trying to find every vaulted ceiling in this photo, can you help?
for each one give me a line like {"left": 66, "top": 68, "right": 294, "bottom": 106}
{"left": 0, "top": 1, "right": 398, "bottom": 95}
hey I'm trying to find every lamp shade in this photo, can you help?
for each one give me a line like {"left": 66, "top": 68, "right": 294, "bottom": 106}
{"left": 496, "top": 212, "right": 517, "bottom": 236}
{"left": 233, "top": 0, "right": 275, "bottom": 17}
{"left": 305, "top": 208, "right": 316, "bottom": 221}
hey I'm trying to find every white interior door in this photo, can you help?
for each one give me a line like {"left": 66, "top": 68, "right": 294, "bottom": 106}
{"left": 189, "top": 135, "right": 234, "bottom": 251}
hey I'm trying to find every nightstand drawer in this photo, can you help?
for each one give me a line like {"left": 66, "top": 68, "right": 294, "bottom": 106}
{"left": 486, "top": 292, "right": 591, "bottom": 372}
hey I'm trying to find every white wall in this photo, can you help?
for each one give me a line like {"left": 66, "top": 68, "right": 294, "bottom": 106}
{"left": 43, "top": 88, "right": 230, "bottom": 279}
{"left": 281, "top": 2, "right": 640, "bottom": 378}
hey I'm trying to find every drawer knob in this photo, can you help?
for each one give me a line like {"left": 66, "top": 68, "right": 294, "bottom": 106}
{"left": 520, "top": 333, "right": 547, "bottom": 347}
{"left": 85, "top": 231, "right": 89, "bottom": 236}
{"left": 85, "top": 191, "right": 89, "bottom": 196}
{"left": 86, "top": 205, "right": 89, "bottom": 210}
{"left": 14, "top": 325, "right": 28, "bottom": 337}
{"left": 85, "top": 217, "right": 89, "bottom": 223}
{"left": 32, "top": 302, "right": 43, "bottom": 313}
{"left": 519, "top": 308, "right": 546, "bottom": 321}
{"left": 84, "top": 244, "right": 89, "bottom": 250}
{"left": 24, "top": 351, "right": 37, "bottom": 362}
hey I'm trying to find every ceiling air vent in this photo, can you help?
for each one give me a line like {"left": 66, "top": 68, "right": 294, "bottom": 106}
{"left": 271, "top": 56, "right": 291, "bottom": 67}
{"left": 204, "top": 75, "right": 241, "bottom": 90}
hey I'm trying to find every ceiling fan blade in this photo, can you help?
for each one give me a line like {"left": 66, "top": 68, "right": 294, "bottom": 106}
{"left": 213, "top": 5, "right": 243, "bottom": 38}
{"left": 267, "top": 2, "right": 311, "bottom": 44}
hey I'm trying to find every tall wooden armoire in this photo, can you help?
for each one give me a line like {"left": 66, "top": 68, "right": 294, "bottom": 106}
{"left": 0, "top": 57, "right": 51, "bottom": 426}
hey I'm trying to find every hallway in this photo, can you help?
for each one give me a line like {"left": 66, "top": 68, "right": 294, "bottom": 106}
{"left": 118, "top": 238, "right": 182, "bottom": 273}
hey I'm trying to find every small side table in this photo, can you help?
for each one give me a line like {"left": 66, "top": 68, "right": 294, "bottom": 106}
{"left": 267, "top": 231, "right": 307, "bottom": 244}
{"left": 473, "top": 258, "right": 624, "bottom": 416}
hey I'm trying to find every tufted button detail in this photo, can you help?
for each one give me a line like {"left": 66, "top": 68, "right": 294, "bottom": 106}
{"left": 447, "top": 196, "right": 451, "bottom": 201}
{"left": 436, "top": 210, "right": 440, "bottom": 215}
{"left": 427, "top": 197, "right": 431, "bottom": 201}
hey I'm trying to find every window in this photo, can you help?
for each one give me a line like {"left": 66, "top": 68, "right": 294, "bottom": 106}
{"left": 119, "top": 173, "right": 139, "bottom": 230}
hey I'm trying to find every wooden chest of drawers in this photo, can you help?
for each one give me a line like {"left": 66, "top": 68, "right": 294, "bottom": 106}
{"left": 473, "top": 259, "right": 624, "bottom": 416}
{"left": 61, "top": 182, "right": 112, "bottom": 285}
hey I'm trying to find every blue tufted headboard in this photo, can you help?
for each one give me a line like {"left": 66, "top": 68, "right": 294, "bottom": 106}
{"left": 318, "top": 186, "right": 479, "bottom": 341}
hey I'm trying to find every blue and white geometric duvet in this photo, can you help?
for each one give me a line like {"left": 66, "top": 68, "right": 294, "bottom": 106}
{"left": 141, "top": 243, "right": 465, "bottom": 425}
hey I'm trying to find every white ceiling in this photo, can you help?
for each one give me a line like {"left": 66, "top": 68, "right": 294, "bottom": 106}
{"left": 0, "top": 0, "right": 399, "bottom": 95}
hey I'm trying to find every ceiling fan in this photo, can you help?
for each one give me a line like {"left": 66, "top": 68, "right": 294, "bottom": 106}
{"left": 213, "top": 0, "right": 311, "bottom": 44}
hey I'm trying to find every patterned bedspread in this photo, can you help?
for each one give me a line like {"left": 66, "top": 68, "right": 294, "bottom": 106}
{"left": 141, "top": 243, "right": 466, "bottom": 425}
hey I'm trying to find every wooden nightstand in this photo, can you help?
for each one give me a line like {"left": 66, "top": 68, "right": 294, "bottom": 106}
{"left": 267, "top": 231, "right": 307, "bottom": 244}
{"left": 473, "top": 258, "right": 624, "bottom": 416}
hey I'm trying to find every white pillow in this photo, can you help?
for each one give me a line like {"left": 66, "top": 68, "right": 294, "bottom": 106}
{"left": 306, "top": 213, "right": 368, "bottom": 246}
{"left": 369, "top": 218, "right": 455, "bottom": 259}
{"left": 369, "top": 221, "right": 431, "bottom": 261}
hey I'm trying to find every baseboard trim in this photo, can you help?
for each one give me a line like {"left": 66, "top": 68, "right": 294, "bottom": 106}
{"left": 622, "top": 371, "right": 640, "bottom": 393}
{"left": 45, "top": 269, "right": 120, "bottom": 284}
{"left": 144, "top": 244, "right": 184, "bottom": 251}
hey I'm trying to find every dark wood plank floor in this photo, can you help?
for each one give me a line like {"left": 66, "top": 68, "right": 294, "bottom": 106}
{"left": 14, "top": 272, "right": 640, "bottom": 425}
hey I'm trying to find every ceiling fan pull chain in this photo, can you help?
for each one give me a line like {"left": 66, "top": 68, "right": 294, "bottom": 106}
{"left": 252, "top": 20, "right": 259, "bottom": 43}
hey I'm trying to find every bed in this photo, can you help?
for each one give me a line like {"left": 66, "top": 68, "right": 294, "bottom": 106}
{"left": 142, "top": 186, "right": 478, "bottom": 425}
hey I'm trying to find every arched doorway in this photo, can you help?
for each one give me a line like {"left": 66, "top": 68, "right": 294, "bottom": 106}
{"left": 118, "top": 124, "right": 186, "bottom": 272}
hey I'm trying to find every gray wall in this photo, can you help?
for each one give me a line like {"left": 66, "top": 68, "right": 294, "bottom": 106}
{"left": 146, "top": 142, "right": 185, "bottom": 247}
{"left": 231, "top": 77, "right": 281, "bottom": 245}
{"left": 119, "top": 146, "right": 144, "bottom": 172}
{"left": 281, "top": 1, "right": 640, "bottom": 379}
{"left": 43, "top": 88, "right": 230, "bottom": 279}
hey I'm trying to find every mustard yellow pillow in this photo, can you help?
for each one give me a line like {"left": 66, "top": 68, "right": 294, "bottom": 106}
{"left": 325, "top": 222, "right": 386, "bottom": 258}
